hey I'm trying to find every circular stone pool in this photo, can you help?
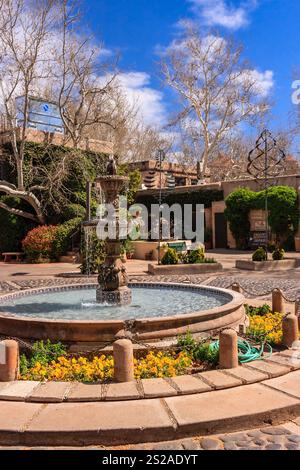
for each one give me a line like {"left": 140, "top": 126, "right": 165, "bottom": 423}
{"left": 0, "top": 283, "right": 246, "bottom": 343}
{"left": 0, "top": 286, "right": 231, "bottom": 321}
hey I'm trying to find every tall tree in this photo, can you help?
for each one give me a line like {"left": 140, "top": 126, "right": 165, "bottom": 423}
{"left": 55, "top": 0, "right": 120, "bottom": 149}
{"left": 0, "top": 0, "right": 121, "bottom": 223}
{"left": 0, "top": 0, "right": 60, "bottom": 223}
{"left": 161, "top": 24, "right": 270, "bottom": 180}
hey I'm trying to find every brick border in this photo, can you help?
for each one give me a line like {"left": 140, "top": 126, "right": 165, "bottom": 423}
{"left": 0, "top": 350, "right": 298, "bottom": 403}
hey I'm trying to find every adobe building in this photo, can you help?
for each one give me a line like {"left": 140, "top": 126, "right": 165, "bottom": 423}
{"left": 128, "top": 160, "right": 199, "bottom": 189}
{"left": 135, "top": 173, "right": 300, "bottom": 252}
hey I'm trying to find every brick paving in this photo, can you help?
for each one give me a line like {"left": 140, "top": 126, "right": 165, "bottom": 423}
{"left": 133, "top": 423, "right": 300, "bottom": 451}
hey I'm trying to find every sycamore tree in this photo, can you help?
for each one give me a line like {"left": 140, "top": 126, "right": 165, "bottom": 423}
{"left": 161, "top": 23, "right": 271, "bottom": 180}
{"left": 0, "top": 0, "right": 123, "bottom": 224}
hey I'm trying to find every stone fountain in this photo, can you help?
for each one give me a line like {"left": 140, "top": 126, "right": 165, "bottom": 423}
{"left": 95, "top": 156, "right": 132, "bottom": 305}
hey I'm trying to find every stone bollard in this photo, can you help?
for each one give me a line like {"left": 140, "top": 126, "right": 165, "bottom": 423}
{"left": 272, "top": 288, "right": 285, "bottom": 314}
{"left": 219, "top": 329, "right": 239, "bottom": 369}
{"left": 113, "top": 339, "right": 134, "bottom": 383}
{"left": 295, "top": 300, "right": 300, "bottom": 330}
{"left": 282, "top": 314, "right": 299, "bottom": 348}
{"left": 0, "top": 340, "right": 19, "bottom": 382}
{"left": 231, "top": 283, "right": 243, "bottom": 294}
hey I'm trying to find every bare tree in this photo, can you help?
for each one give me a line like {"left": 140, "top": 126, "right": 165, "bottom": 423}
{"left": 0, "top": 0, "right": 58, "bottom": 223}
{"left": 161, "top": 24, "right": 270, "bottom": 180}
{"left": 55, "top": 0, "right": 119, "bottom": 149}
{"left": 0, "top": 0, "right": 121, "bottom": 223}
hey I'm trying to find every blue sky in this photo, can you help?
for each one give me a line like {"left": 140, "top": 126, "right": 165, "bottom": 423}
{"left": 81, "top": 0, "right": 300, "bottom": 135}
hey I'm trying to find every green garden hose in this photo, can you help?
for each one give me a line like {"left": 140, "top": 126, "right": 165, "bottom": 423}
{"left": 209, "top": 339, "right": 273, "bottom": 364}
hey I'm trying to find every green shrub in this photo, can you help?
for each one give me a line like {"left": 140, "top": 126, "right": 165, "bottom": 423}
{"left": 177, "top": 330, "right": 197, "bottom": 353}
{"left": 272, "top": 248, "right": 285, "bottom": 261}
{"left": 0, "top": 197, "right": 35, "bottom": 252}
{"left": 161, "top": 248, "right": 179, "bottom": 265}
{"left": 22, "top": 225, "right": 58, "bottom": 263}
{"left": 177, "top": 332, "right": 219, "bottom": 365}
{"left": 52, "top": 218, "right": 81, "bottom": 259}
{"left": 252, "top": 247, "right": 267, "bottom": 262}
{"left": 187, "top": 248, "right": 205, "bottom": 264}
{"left": 245, "top": 304, "right": 272, "bottom": 317}
{"left": 225, "top": 188, "right": 253, "bottom": 249}
{"left": 121, "top": 239, "right": 135, "bottom": 255}
{"left": 193, "top": 343, "right": 219, "bottom": 365}
{"left": 61, "top": 203, "right": 86, "bottom": 222}
{"left": 20, "top": 340, "right": 67, "bottom": 375}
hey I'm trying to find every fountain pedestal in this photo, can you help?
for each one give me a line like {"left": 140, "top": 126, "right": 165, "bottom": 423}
{"left": 95, "top": 174, "right": 132, "bottom": 306}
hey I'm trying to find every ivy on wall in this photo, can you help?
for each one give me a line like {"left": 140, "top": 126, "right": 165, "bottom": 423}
{"left": 136, "top": 189, "right": 224, "bottom": 210}
{"left": 224, "top": 186, "right": 299, "bottom": 249}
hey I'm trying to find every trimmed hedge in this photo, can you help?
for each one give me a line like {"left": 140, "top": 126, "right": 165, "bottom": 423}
{"left": 52, "top": 218, "right": 82, "bottom": 259}
{"left": 225, "top": 186, "right": 299, "bottom": 249}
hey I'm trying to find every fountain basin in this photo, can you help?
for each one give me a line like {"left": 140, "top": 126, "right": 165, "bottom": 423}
{"left": 0, "top": 283, "right": 245, "bottom": 343}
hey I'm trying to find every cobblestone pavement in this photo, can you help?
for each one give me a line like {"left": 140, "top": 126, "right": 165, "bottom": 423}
{"left": 133, "top": 425, "right": 300, "bottom": 451}
{"left": 0, "top": 424, "right": 299, "bottom": 451}
{"left": 131, "top": 275, "right": 300, "bottom": 300}
{"left": 0, "top": 277, "right": 97, "bottom": 295}
{"left": 207, "top": 276, "right": 300, "bottom": 300}
{"left": 0, "top": 274, "right": 299, "bottom": 300}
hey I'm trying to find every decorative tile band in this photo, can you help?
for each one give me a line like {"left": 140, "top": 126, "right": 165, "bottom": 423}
{"left": 0, "top": 282, "right": 233, "bottom": 305}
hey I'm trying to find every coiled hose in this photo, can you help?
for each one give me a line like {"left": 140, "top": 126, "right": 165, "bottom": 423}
{"left": 210, "top": 339, "right": 273, "bottom": 364}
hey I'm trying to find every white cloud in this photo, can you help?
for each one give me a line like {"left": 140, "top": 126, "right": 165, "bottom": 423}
{"left": 117, "top": 72, "right": 167, "bottom": 127}
{"left": 189, "top": 0, "right": 258, "bottom": 30}
{"left": 239, "top": 69, "right": 274, "bottom": 97}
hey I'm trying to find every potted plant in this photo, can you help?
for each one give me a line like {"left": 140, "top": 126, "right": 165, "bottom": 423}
{"left": 121, "top": 239, "right": 135, "bottom": 261}
{"left": 156, "top": 243, "right": 168, "bottom": 261}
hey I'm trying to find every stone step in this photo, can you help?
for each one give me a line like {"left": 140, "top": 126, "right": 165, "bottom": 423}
{"left": 0, "top": 355, "right": 296, "bottom": 403}
{"left": 1, "top": 377, "right": 300, "bottom": 446}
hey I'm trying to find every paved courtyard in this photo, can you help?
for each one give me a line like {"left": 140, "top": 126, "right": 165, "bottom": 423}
{"left": 0, "top": 250, "right": 299, "bottom": 451}
{"left": 1, "top": 250, "right": 299, "bottom": 300}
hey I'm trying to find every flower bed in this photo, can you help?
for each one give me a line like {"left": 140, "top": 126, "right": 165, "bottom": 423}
{"left": 247, "top": 311, "right": 284, "bottom": 345}
{"left": 18, "top": 304, "right": 293, "bottom": 383}
{"left": 245, "top": 304, "right": 300, "bottom": 346}
{"left": 20, "top": 342, "right": 192, "bottom": 382}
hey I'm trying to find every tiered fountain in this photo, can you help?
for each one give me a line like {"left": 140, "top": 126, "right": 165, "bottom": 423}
{"left": 95, "top": 156, "right": 132, "bottom": 305}
{"left": 0, "top": 156, "right": 246, "bottom": 344}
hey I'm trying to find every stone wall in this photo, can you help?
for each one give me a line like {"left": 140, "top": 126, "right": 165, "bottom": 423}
{"left": 0, "top": 128, "right": 113, "bottom": 155}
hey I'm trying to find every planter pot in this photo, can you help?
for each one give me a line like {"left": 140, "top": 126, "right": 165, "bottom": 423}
{"left": 236, "top": 259, "right": 300, "bottom": 271}
{"left": 148, "top": 263, "right": 223, "bottom": 275}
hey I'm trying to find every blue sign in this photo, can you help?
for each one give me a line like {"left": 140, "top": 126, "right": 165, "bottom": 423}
{"left": 16, "top": 97, "right": 64, "bottom": 134}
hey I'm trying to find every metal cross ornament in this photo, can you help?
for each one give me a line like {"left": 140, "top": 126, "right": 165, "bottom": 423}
{"left": 247, "top": 130, "right": 286, "bottom": 189}
{"left": 247, "top": 129, "right": 286, "bottom": 250}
